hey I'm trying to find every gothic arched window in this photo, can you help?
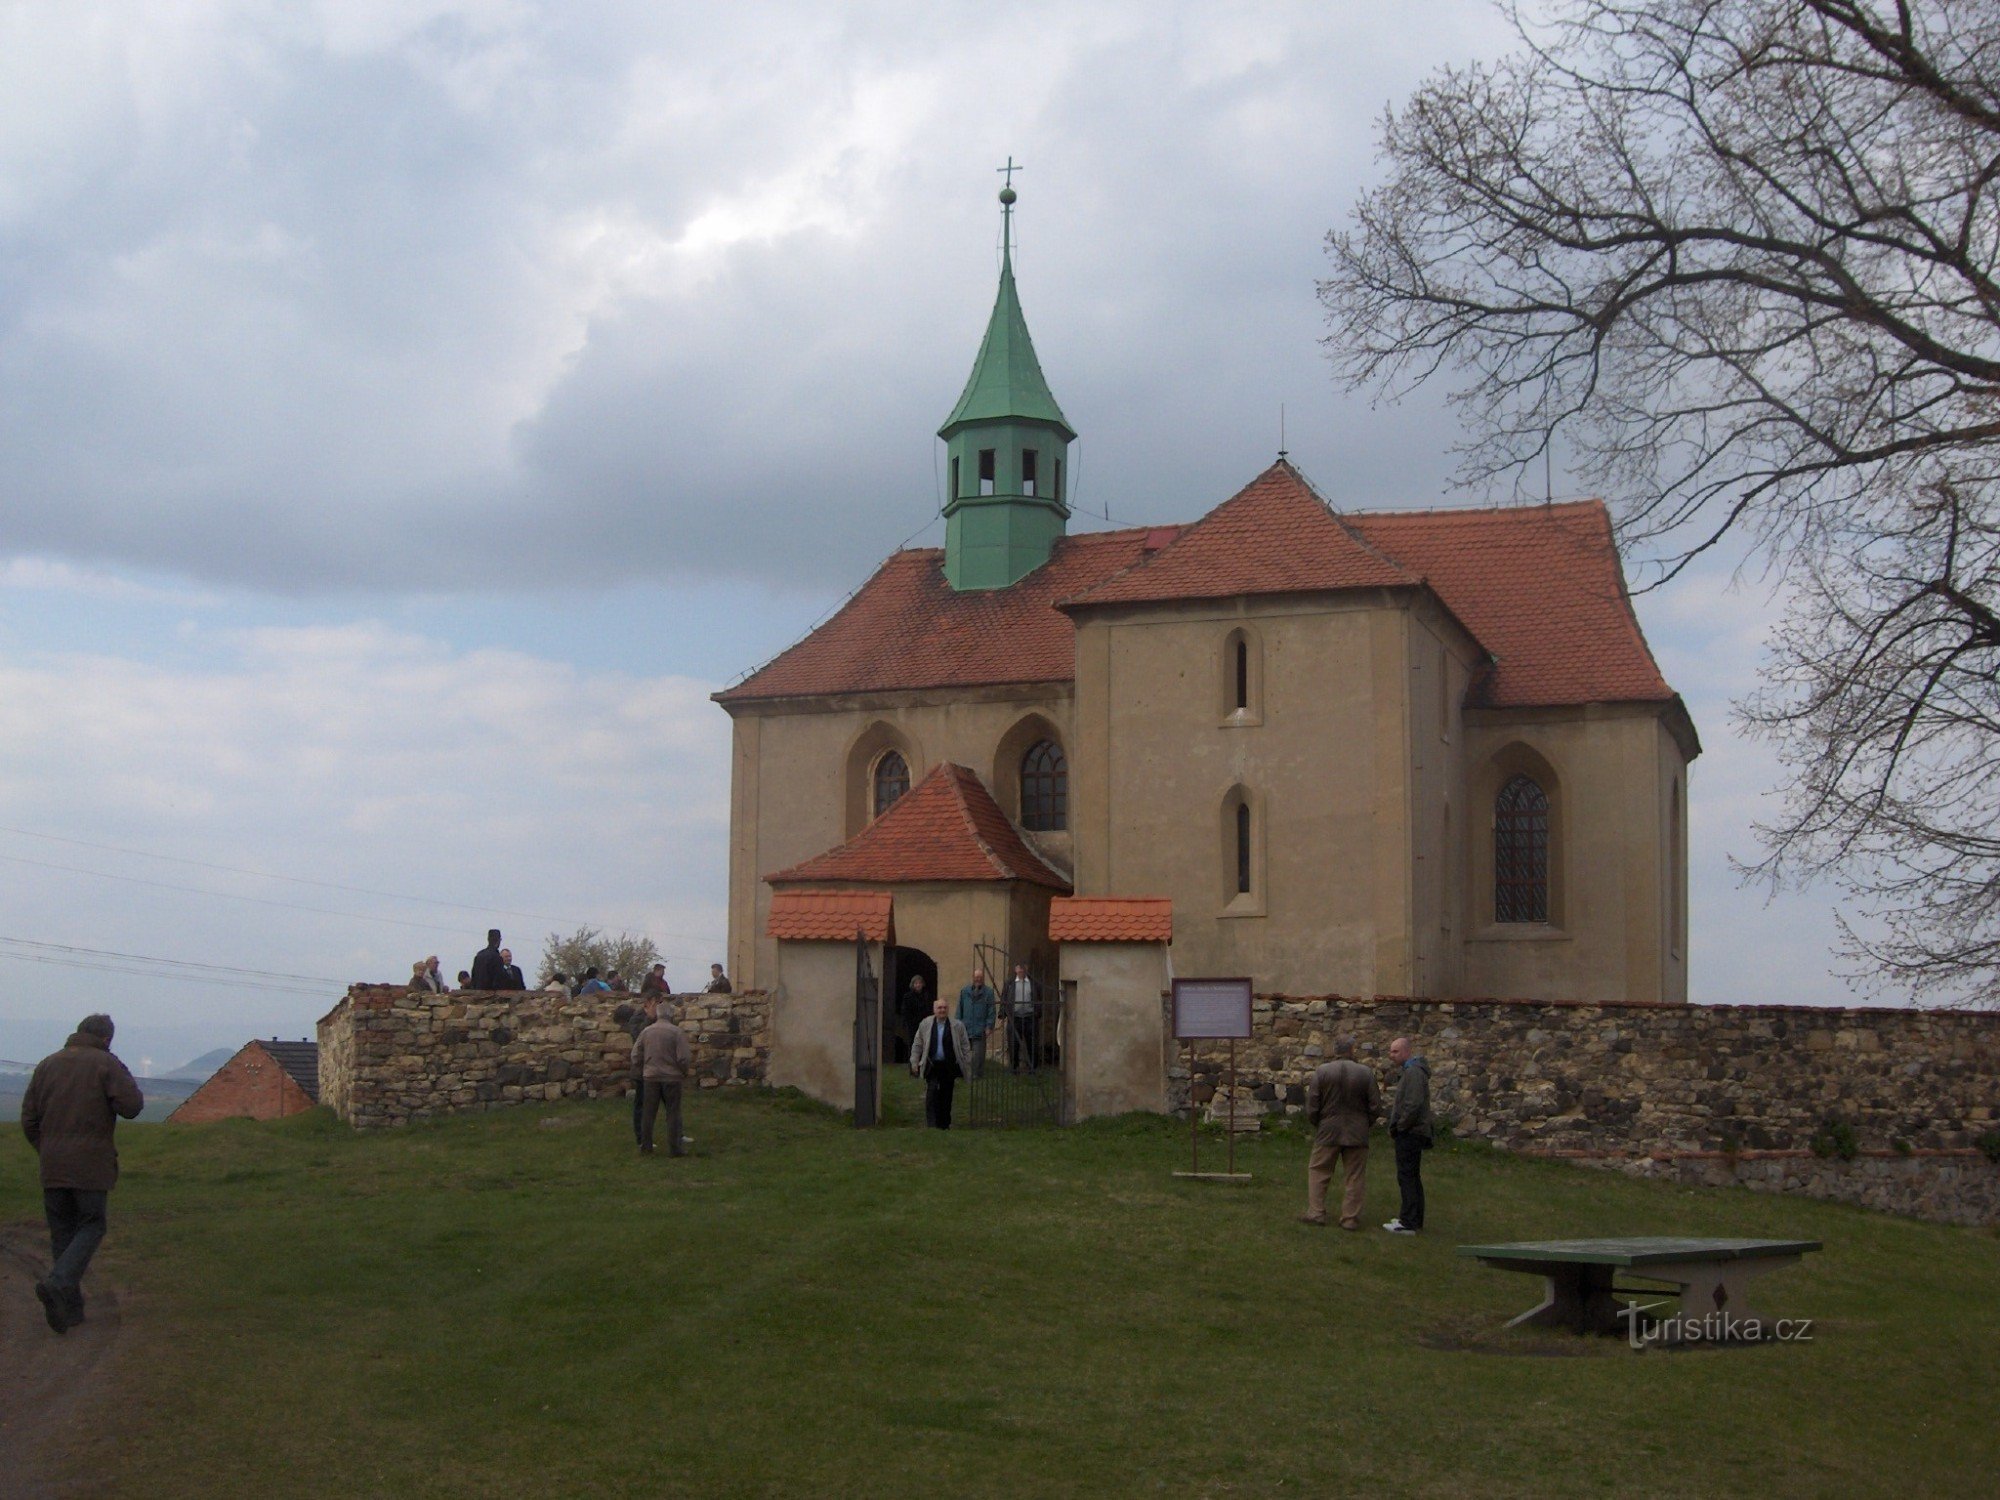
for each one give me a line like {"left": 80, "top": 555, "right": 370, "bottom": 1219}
{"left": 1020, "top": 740, "right": 1067, "bottom": 831}
{"left": 1495, "top": 775, "right": 1550, "bottom": 923}
{"left": 872, "top": 751, "right": 910, "bottom": 818}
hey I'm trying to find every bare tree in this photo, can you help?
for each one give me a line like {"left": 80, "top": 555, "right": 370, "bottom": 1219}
{"left": 537, "top": 926, "right": 661, "bottom": 991}
{"left": 1322, "top": 0, "right": 2000, "bottom": 1001}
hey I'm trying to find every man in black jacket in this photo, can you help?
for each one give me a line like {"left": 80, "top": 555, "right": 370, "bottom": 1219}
{"left": 1384, "top": 1035, "right": 1434, "bottom": 1234}
{"left": 469, "top": 929, "right": 507, "bottom": 990}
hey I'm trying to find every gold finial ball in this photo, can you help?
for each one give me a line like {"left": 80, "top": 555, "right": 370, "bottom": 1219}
{"left": 999, "top": 185, "right": 1017, "bottom": 206}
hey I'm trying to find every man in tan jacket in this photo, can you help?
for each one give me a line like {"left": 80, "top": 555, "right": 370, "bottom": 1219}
{"left": 1300, "top": 1036, "right": 1381, "bottom": 1230}
{"left": 20, "top": 1013, "right": 144, "bottom": 1332}
{"left": 632, "top": 1007, "right": 693, "bottom": 1156}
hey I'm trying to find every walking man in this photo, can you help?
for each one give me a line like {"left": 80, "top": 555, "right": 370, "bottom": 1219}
{"left": 957, "top": 967, "right": 996, "bottom": 1079}
{"left": 1005, "top": 963, "right": 1037, "bottom": 1072}
{"left": 910, "top": 995, "right": 973, "bottom": 1129}
{"left": 1300, "top": 1036, "right": 1380, "bottom": 1230}
{"left": 19, "top": 1013, "right": 144, "bottom": 1334}
{"left": 1384, "top": 1035, "right": 1434, "bottom": 1234}
{"left": 632, "top": 1001, "right": 693, "bottom": 1156}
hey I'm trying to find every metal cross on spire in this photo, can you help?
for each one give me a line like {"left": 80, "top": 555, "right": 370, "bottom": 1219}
{"left": 996, "top": 156, "right": 1022, "bottom": 258}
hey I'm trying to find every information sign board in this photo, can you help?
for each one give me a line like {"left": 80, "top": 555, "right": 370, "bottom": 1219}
{"left": 1172, "top": 977, "right": 1252, "bottom": 1040}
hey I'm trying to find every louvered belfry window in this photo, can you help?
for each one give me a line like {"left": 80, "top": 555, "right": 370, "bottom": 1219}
{"left": 1495, "top": 775, "right": 1550, "bottom": 922}
{"left": 872, "top": 751, "right": 910, "bottom": 818}
{"left": 1020, "top": 740, "right": 1067, "bottom": 831}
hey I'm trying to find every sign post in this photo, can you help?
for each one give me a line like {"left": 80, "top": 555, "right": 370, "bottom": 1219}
{"left": 1171, "top": 977, "right": 1254, "bottom": 1182}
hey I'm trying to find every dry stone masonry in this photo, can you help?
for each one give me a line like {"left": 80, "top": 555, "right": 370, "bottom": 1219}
{"left": 318, "top": 985, "right": 771, "bottom": 1129}
{"left": 1169, "top": 994, "right": 2000, "bottom": 1225}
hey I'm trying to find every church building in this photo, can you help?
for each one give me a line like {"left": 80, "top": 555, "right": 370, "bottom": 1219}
{"left": 714, "top": 187, "right": 1698, "bottom": 1119}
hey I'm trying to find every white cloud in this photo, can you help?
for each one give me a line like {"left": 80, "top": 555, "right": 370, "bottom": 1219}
{"left": 0, "top": 619, "right": 729, "bottom": 1064}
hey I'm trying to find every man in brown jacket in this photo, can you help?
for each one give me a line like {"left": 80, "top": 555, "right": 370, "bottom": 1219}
{"left": 1300, "top": 1036, "right": 1381, "bottom": 1230}
{"left": 19, "top": 1013, "right": 144, "bottom": 1333}
{"left": 632, "top": 1006, "right": 693, "bottom": 1156}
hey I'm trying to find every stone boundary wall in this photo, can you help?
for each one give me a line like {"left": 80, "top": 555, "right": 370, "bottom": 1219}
{"left": 1166, "top": 994, "right": 2000, "bottom": 1225}
{"left": 317, "top": 985, "right": 772, "bottom": 1129}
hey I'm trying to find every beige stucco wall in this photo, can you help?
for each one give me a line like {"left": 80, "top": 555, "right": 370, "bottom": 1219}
{"left": 768, "top": 938, "right": 876, "bottom": 1112}
{"left": 1069, "top": 592, "right": 1425, "bottom": 995}
{"left": 1060, "top": 941, "right": 1169, "bottom": 1118}
{"left": 1459, "top": 706, "right": 1691, "bottom": 1003}
{"left": 724, "top": 686, "right": 1073, "bottom": 989}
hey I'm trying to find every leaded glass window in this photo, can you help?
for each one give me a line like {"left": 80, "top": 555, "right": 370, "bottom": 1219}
{"left": 1495, "top": 774, "right": 1550, "bottom": 922}
{"left": 873, "top": 751, "right": 910, "bottom": 818}
{"left": 1021, "top": 740, "right": 1067, "bottom": 831}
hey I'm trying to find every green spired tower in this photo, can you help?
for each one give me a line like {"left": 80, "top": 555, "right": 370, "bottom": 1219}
{"left": 939, "top": 162, "right": 1076, "bottom": 591}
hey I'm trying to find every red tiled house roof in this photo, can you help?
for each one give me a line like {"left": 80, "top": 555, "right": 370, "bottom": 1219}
{"left": 716, "top": 528, "right": 1173, "bottom": 704}
{"left": 716, "top": 460, "right": 1682, "bottom": 720}
{"left": 766, "top": 890, "right": 894, "bottom": 942}
{"left": 1049, "top": 897, "right": 1173, "bottom": 943}
{"left": 766, "top": 762, "right": 1071, "bottom": 891}
{"left": 1344, "top": 501, "right": 1674, "bottom": 710}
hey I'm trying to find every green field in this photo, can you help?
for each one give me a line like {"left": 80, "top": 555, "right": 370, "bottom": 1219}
{"left": 3, "top": 1084, "right": 1996, "bottom": 1499}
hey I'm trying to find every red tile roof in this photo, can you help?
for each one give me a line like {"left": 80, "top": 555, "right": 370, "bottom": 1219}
{"left": 716, "top": 528, "right": 1169, "bottom": 704}
{"left": 766, "top": 762, "right": 1071, "bottom": 890}
{"left": 766, "top": 890, "right": 894, "bottom": 942}
{"left": 1049, "top": 897, "right": 1173, "bottom": 943}
{"left": 1063, "top": 462, "right": 1416, "bottom": 606}
{"left": 1345, "top": 500, "right": 1673, "bottom": 709}
{"left": 716, "top": 460, "right": 1676, "bottom": 714}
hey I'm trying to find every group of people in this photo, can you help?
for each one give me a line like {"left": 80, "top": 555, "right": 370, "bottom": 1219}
{"left": 1300, "top": 1035, "right": 1435, "bottom": 1234}
{"left": 905, "top": 963, "right": 1047, "bottom": 1129}
{"left": 407, "top": 930, "right": 733, "bottom": 1000}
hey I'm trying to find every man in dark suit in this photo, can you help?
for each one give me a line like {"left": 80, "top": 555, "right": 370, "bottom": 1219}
{"left": 469, "top": 929, "right": 507, "bottom": 990}
{"left": 498, "top": 948, "right": 526, "bottom": 991}
{"left": 909, "top": 996, "right": 973, "bottom": 1130}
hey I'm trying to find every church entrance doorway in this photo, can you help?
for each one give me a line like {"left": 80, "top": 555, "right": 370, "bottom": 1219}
{"left": 966, "top": 940, "right": 1065, "bottom": 1127}
{"left": 884, "top": 945, "right": 939, "bottom": 1067}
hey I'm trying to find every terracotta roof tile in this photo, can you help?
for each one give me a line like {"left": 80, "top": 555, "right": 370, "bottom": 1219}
{"left": 1345, "top": 500, "right": 1673, "bottom": 709}
{"left": 716, "top": 462, "right": 1677, "bottom": 714}
{"left": 1062, "top": 461, "right": 1416, "bottom": 607}
{"left": 766, "top": 890, "right": 894, "bottom": 942}
{"left": 766, "top": 763, "right": 1071, "bottom": 890}
{"left": 1049, "top": 897, "right": 1172, "bottom": 943}
{"left": 716, "top": 529, "right": 1168, "bottom": 704}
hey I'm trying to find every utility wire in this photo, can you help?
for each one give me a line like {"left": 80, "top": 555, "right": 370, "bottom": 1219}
{"left": 0, "top": 825, "right": 586, "bottom": 927}
{"left": 0, "top": 936, "right": 344, "bottom": 986}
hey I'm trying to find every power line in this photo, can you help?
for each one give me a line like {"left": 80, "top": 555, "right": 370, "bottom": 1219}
{"left": 0, "top": 825, "right": 586, "bottom": 927}
{"left": 0, "top": 936, "right": 344, "bottom": 987}
{"left": 0, "top": 949, "right": 332, "bottom": 997}
{"left": 0, "top": 826, "right": 728, "bottom": 952}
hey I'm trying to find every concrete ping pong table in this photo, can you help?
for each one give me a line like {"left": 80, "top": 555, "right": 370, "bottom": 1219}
{"left": 1457, "top": 1237, "right": 1823, "bottom": 1340}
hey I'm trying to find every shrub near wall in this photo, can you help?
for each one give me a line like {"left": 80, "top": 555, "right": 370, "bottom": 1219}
{"left": 317, "top": 985, "right": 772, "bottom": 1129}
{"left": 1167, "top": 994, "right": 2000, "bottom": 1225}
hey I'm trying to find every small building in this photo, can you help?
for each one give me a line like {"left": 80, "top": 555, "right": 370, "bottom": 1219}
{"left": 168, "top": 1039, "right": 320, "bottom": 1123}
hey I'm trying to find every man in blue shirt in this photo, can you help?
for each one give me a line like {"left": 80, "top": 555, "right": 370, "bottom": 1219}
{"left": 957, "top": 967, "right": 997, "bottom": 1079}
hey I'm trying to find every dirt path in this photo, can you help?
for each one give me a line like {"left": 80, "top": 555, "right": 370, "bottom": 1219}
{"left": 0, "top": 1224, "right": 123, "bottom": 1500}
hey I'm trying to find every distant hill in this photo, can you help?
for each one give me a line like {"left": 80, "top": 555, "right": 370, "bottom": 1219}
{"left": 162, "top": 1047, "right": 238, "bottom": 1083}
{"left": 0, "top": 1063, "right": 199, "bottom": 1124}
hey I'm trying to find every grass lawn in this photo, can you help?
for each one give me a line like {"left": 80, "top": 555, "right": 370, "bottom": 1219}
{"left": 3, "top": 1083, "right": 1996, "bottom": 1499}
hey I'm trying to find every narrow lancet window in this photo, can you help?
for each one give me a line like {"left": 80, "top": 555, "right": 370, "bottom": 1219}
{"left": 978, "top": 449, "right": 996, "bottom": 496}
{"left": 873, "top": 751, "right": 910, "bottom": 819}
{"left": 1495, "top": 775, "right": 1550, "bottom": 922}
{"left": 1020, "top": 740, "right": 1067, "bottom": 831}
{"left": 1021, "top": 448, "right": 1038, "bottom": 497}
{"left": 1235, "top": 801, "right": 1252, "bottom": 895}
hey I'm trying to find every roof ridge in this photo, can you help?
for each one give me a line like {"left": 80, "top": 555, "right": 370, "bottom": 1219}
{"left": 1288, "top": 461, "right": 1422, "bottom": 584}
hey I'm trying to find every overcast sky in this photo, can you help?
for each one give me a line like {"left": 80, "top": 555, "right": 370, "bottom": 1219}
{"left": 0, "top": 1, "right": 1872, "bottom": 1075}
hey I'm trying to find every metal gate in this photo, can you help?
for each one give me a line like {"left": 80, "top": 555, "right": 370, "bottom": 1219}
{"left": 964, "top": 940, "right": 1065, "bottom": 1127}
{"left": 854, "top": 934, "right": 883, "bottom": 1128}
